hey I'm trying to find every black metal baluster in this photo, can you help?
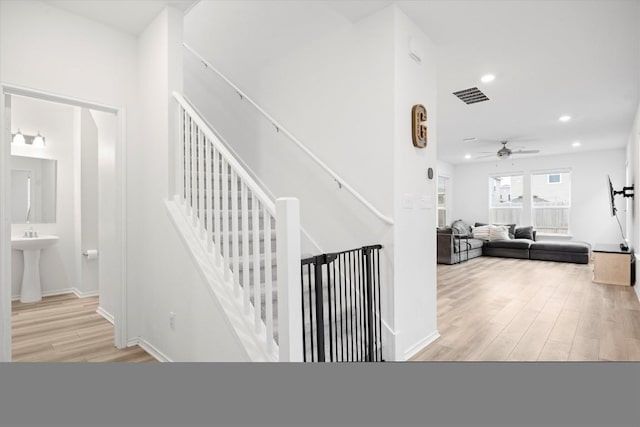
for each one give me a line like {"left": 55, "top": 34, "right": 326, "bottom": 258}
{"left": 339, "top": 253, "right": 345, "bottom": 362}
{"left": 376, "top": 248, "right": 382, "bottom": 361}
{"left": 365, "top": 247, "right": 374, "bottom": 362}
{"left": 308, "top": 263, "right": 314, "bottom": 362}
{"left": 327, "top": 261, "right": 336, "bottom": 362}
{"left": 313, "top": 256, "right": 325, "bottom": 362}
{"left": 301, "top": 263, "right": 307, "bottom": 362}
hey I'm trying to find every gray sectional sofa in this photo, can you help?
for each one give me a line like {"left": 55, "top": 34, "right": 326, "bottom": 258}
{"left": 437, "top": 220, "right": 590, "bottom": 265}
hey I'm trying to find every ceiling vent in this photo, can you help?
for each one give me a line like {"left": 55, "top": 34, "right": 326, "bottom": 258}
{"left": 452, "top": 87, "right": 490, "bottom": 105}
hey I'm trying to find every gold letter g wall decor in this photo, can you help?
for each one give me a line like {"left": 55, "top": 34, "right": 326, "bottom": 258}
{"left": 412, "top": 104, "right": 427, "bottom": 148}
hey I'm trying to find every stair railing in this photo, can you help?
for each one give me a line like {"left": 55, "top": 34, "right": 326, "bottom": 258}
{"left": 173, "top": 92, "right": 302, "bottom": 362}
{"left": 183, "top": 43, "right": 394, "bottom": 226}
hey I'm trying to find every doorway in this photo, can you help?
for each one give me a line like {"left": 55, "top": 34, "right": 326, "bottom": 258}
{"left": 0, "top": 84, "right": 127, "bottom": 361}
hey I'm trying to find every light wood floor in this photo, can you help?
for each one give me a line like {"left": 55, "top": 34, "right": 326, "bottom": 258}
{"left": 412, "top": 257, "right": 640, "bottom": 362}
{"left": 12, "top": 294, "right": 156, "bottom": 362}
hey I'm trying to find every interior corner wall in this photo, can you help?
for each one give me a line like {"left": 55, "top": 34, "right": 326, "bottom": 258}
{"left": 391, "top": 6, "right": 439, "bottom": 361}
{"left": 452, "top": 149, "right": 627, "bottom": 247}
{"left": 133, "top": 7, "right": 248, "bottom": 361}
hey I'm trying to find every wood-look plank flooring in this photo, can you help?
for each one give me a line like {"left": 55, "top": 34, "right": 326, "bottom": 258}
{"left": 412, "top": 257, "right": 640, "bottom": 362}
{"left": 12, "top": 294, "right": 156, "bottom": 362}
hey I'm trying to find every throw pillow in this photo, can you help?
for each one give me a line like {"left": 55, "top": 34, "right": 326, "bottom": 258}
{"left": 476, "top": 222, "right": 516, "bottom": 239}
{"left": 515, "top": 226, "right": 535, "bottom": 240}
{"left": 451, "top": 219, "right": 471, "bottom": 236}
{"left": 488, "top": 225, "right": 510, "bottom": 241}
{"left": 471, "top": 225, "right": 491, "bottom": 240}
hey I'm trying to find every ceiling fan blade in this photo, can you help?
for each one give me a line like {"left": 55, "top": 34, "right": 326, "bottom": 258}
{"left": 512, "top": 150, "right": 540, "bottom": 154}
{"left": 475, "top": 154, "right": 497, "bottom": 159}
{"left": 475, "top": 151, "right": 497, "bottom": 154}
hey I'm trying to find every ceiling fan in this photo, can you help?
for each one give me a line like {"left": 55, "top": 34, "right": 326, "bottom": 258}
{"left": 475, "top": 140, "right": 540, "bottom": 160}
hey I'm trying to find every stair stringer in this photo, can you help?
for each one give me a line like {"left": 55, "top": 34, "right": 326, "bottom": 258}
{"left": 164, "top": 197, "right": 278, "bottom": 362}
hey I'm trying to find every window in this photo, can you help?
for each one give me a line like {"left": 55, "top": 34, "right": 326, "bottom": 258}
{"left": 548, "top": 174, "right": 561, "bottom": 184}
{"left": 489, "top": 174, "right": 523, "bottom": 224}
{"left": 437, "top": 176, "right": 448, "bottom": 227}
{"left": 531, "top": 170, "right": 571, "bottom": 235}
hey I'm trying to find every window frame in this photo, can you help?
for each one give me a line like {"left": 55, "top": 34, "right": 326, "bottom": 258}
{"left": 531, "top": 168, "right": 572, "bottom": 236}
{"left": 488, "top": 172, "right": 524, "bottom": 225}
{"left": 437, "top": 175, "right": 449, "bottom": 227}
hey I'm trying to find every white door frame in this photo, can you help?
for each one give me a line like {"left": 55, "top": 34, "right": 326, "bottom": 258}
{"left": 0, "top": 83, "right": 128, "bottom": 361}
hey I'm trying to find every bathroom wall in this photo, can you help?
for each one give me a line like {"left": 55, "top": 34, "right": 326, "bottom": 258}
{"left": 10, "top": 96, "right": 76, "bottom": 298}
{"left": 77, "top": 109, "right": 99, "bottom": 297}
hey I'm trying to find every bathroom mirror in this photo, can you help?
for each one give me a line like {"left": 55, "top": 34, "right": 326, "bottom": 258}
{"left": 11, "top": 155, "right": 57, "bottom": 224}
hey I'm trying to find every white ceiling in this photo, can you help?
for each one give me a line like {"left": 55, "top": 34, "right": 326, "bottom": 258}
{"left": 44, "top": 0, "right": 196, "bottom": 35}
{"left": 44, "top": 0, "right": 640, "bottom": 165}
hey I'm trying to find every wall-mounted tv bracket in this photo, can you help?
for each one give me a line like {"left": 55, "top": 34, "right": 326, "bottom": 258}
{"left": 614, "top": 185, "right": 634, "bottom": 198}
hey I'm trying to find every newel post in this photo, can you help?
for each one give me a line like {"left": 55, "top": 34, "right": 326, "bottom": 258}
{"left": 276, "top": 198, "right": 303, "bottom": 362}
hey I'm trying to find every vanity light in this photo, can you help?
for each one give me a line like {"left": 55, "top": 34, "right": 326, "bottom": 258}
{"left": 32, "top": 131, "right": 45, "bottom": 147}
{"left": 11, "top": 130, "right": 46, "bottom": 146}
{"left": 12, "top": 129, "right": 26, "bottom": 145}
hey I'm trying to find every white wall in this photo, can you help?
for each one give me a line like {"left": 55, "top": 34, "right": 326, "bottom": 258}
{"left": 10, "top": 96, "right": 76, "bottom": 298}
{"left": 184, "top": 2, "right": 395, "bottom": 254}
{"left": 91, "top": 110, "right": 118, "bottom": 320}
{"left": 78, "top": 109, "right": 99, "bottom": 296}
{"left": 133, "top": 7, "right": 249, "bottom": 361}
{"left": 390, "top": 7, "right": 438, "bottom": 360}
{"left": 452, "top": 149, "right": 627, "bottom": 247}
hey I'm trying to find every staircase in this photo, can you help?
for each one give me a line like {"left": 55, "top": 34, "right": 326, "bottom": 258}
{"left": 166, "top": 92, "right": 302, "bottom": 362}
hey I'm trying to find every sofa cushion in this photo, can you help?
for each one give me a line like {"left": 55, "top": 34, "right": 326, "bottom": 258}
{"left": 451, "top": 219, "right": 472, "bottom": 236}
{"left": 453, "top": 238, "right": 484, "bottom": 252}
{"left": 476, "top": 222, "right": 516, "bottom": 239}
{"left": 483, "top": 239, "right": 534, "bottom": 250}
{"left": 488, "top": 225, "right": 510, "bottom": 241}
{"left": 471, "top": 225, "right": 490, "bottom": 240}
{"left": 515, "top": 226, "right": 535, "bottom": 240}
{"left": 530, "top": 241, "right": 590, "bottom": 254}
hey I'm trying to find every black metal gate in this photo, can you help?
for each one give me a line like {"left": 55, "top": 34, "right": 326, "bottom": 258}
{"left": 300, "top": 245, "right": 383, "bottom": 362}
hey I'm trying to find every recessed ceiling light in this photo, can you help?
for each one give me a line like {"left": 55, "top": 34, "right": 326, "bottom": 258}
{"left": 559, "top": 115, "right": 571, "bottom": 122}
{"left": 572, "top": 141, "right": 581, "bottom": 147}
{"left": 480, "top": 74, "right": 495, "bottom": 83}
{"left": 464, "top": 154, "right": 472, "bottom": 159}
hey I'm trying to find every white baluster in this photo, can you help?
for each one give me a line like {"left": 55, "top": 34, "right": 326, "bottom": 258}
{"left": 191, "top": 117, "right": 197, "bottom": 226}
{"left": 252, "top": 194, "right": 261, "bottom": 333}
{"left": 176, "top": 105, "right": 184, "bottom": 204}
{"left": 264, "top": 208, "right": 273, "bottom": 352}
{"left": 231, "top": 170, "right": 240, "bottom": 297}
{"left": 184, "top": 115, "right": 192, "bottom": 216}
{"left": 213, "top": 147, "right": 221, "bottom": 265}
{"left": 205, "top": 138, "right": 213, "bottom": 252}
{"left": 198, "top": 128, "right": 205, "bottom": 237}
{"left": 242, "top": 184, "right": 250, "bottom": 314}
{"left": 222, "top": 157, "right": 230, "bottom": 280}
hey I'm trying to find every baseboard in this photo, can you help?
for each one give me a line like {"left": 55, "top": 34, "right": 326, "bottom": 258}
{"left": 96, "top": 306, "right": 114, "bottom": 324}
{"left": 403, "top": 330, "right": 441, "bottom": 361}
{"left": 11, "top": 287, "right": 99, "bottom": 301}
{"left": 72, "top": 288, "right": 99, "bottom": 298}
{"left": 127, "top": 337, "right": 173, "bottom": 362}
{"left": 12, "top": 287, "right": 74, "bottom": 301}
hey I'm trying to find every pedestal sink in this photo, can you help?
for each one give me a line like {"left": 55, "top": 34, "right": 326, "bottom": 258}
{"left": 11, "top": 235, "right": 59, "bottom": 303}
